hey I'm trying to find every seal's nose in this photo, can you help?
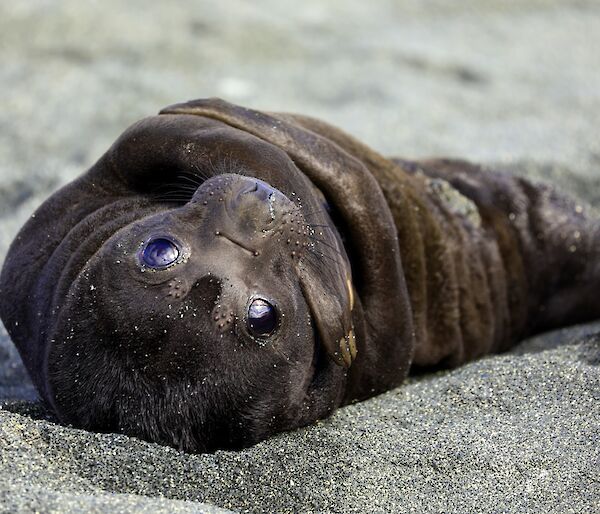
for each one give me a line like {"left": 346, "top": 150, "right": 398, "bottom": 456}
{"left": 226, "top": 177, "right": 280, "bottom": 230}
{"left": 238, "top": 180, "right": 275, "bottom": 202}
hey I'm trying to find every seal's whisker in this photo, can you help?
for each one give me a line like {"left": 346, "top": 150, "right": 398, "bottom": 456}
{"left": 150, "top": 191, "right": 196, "bottom": 204}
{"left": 150, "top": 189, "right": 196, "bottom": 198}
{"left": 305, "top": 234, "right": 344, "bottom": 258}
{"left": 189, "top": 164, "right": 212, "bottom": 182}
{"left": 151, "top": 182, "right": 199, "bottom": 194}
{"left": 176, "top": 172, "right": 204, "bottom": 188}
{"left": 306, "top": 250, "right": 342, "bottom": 272}
{"left": 304, "top": 250, "right": 341, "bottom": 291}
{"left": 149, "top": 179, "right": 200, "bottom": 201}
{"left": 302, "top": 208, "right": 329, "bottom": 220}
{"left": 305, "top": 246, "right": 342, "bottom": 277}
{"left": 306, "top": 234, "right": 344, "bottom": 258}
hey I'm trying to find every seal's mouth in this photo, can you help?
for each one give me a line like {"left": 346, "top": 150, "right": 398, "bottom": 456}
{"left": 215, "top": 231, "right": 259, "bottom": 256}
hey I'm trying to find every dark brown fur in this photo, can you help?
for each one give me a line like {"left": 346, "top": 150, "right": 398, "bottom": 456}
{"left": 1, "top": 98, "right": 598, "bottom": 451}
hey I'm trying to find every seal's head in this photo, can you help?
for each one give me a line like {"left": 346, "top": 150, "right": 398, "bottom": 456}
{"left": 48, "top": 170, "right": 355, "bottom": 451}
{"left": 0, "top": 99, "right": 413, "bottom": 452}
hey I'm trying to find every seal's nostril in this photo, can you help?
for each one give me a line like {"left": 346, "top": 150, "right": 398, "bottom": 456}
{"left": 254, "top": 181, "right": 275, "bottom": 201}
{"left": 240, "top": 182, "right": 259, "bottom": 195}
{"left": 238, "top": 180, "right": 275, "bottom": 202}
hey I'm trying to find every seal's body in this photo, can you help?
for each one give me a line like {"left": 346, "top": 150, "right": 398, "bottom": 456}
{"left": 1, "top": 99, "right": 598, "bottom": 452}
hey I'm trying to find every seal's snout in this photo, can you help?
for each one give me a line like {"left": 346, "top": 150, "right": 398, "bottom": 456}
{"left": 232, "top": 178, "right": 279, "bottom": 216}
{"left": 226, "top": 176, "right": 289, "bottom": 230}
{"left": 191, "top": 174, "right": 296, "bottom": 255}
{"left": 238, "top": 179, "right": 275, "bottom": 202}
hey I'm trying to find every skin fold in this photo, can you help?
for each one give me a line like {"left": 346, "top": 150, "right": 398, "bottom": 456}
{"left": 0, "top": 98, "right": 598, "bottom": 452}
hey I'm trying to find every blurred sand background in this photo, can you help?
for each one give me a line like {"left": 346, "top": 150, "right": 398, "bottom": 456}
{"left": 1, "top": 1, "right": 599, "bottom": 512}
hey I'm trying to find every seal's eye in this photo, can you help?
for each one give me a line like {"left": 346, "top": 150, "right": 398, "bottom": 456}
{"left": 247, "top": 298, "right": 278, "bottom": 338}
{"left": 141, "top": 238, "right": 180, "bottom": 268}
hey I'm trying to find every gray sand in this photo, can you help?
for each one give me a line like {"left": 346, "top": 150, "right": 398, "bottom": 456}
{"left": 1, "top": 1, "right": 599, "bottom": 512}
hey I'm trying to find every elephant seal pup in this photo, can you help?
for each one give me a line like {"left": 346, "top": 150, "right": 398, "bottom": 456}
{"left": 1, "top": 98, "right": 598, "bottom": 452}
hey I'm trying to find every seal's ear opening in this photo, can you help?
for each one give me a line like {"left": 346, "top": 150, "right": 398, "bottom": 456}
{"left": 297, "top": 267, "right": 356, "bottom": 368}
